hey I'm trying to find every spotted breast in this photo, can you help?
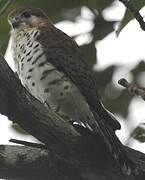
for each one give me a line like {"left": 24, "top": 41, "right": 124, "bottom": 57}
{"left": 11, "top": 27, "right": 96, "bottom": 128}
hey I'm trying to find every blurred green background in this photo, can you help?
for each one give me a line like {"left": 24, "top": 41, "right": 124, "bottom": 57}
{"left": 1, "top": 0, "right": 145, "bottom": 146}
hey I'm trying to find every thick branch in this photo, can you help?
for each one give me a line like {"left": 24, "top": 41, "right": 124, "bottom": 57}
{"left": 0, "top": 145, "right": 79, "bottom": 180}
{"left": 0, "top": 56, "right": 81, "bottom": 154}
{"left": 0, "top": 56, "right": 145, "bottom": 179}
{"left": 0, "top": 144, "right": 145, "bottom": 180}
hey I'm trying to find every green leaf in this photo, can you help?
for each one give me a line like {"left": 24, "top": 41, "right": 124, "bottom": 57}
{"left": 11, "top": 123, "right": 29, "bottom": 135}
{"left": 61, "top": 8, "right": 81, "bottom": 22}
{"left": 0, "top": 15, "right": 9, "bottom": 54}
{"left": 131, "top": 123, "right": 145, "bottom": 142}
{"left": 105, "top": 89, "right": 133, "bottom": 118}
{"left": 92, "top": 15, "right": 115, "bottom": 41}
{"left": 87, "top": 0, "right": 114, "bottom": 10}
{"left": 117, "top": 0, "right": 145, "bottom": 35}
{"left": 131, "top": 61, "right": 145, "bottom": 76}
{"left": 80, "top": 42, "right": 97, "bottom": 66}
{"left": 95, "top": 65, "right": 116, "bottom": 87}
{"left": 131, "top": 60, "right": 145, "bottom": 85}
{"left": 94, "top": 65, "right": 134, "bottom": 118}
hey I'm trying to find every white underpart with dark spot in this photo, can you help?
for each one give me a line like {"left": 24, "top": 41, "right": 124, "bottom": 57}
{"left": 11, "top": 28, "right": 97, "bottom": 129}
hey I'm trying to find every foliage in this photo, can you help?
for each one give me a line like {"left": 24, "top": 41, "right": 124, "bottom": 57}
{"left": 0, "top": 0, "right": 145, "bottom": 142}
{"left": 117, "top": 0, "right": 145, "bottom": 35}
{"left": 131, "top": 123, "right": 145, "bottom": 142}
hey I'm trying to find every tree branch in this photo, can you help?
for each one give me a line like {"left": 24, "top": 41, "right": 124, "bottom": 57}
{"left": 0, "top": 0, "right": 14, "bottom": 16}
{"left": 9, "top": 138, "right": 47, "bottom": 149}
{"left": 118, "top": 0, "right": 145, "bottom": 31}
{"left": 118, "top": 78, "right": 145, "bottom": 100}
{"left": 0, "top": 145, "right": 78, "bottom": 180}
{"left": 0, "top": 56, "right": 145, "bottom": 179}
{"left": 0, "top": 55, "right": 80, "bottom": 155}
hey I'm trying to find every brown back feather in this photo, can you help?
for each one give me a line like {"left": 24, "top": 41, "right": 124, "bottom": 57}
{"left": 36, "top": 24, "right": 121, "bottom": 130}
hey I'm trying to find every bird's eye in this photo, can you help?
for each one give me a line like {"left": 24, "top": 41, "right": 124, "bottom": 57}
{"left": 22, "top": 12, "right": 31, "bottom": 18}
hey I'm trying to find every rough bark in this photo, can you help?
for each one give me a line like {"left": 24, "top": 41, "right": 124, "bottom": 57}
{"left": 0, "top": 145, "right": 71, "bottom": 180}
{"left": 0, "top": 56, "right": 145, "bottom": 180}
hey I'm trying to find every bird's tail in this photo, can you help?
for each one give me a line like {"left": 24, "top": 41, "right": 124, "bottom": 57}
{"left": 93, "top": 112, "right": 138, "bottom": 175}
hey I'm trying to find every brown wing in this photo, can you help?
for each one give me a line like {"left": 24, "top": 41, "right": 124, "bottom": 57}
{"left": 37, "top": 24, "right": 120, "bottom": 131}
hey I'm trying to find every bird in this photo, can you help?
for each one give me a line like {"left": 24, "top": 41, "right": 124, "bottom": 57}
{"left": 8, "top": 7, "right": 136, "bottom": 175}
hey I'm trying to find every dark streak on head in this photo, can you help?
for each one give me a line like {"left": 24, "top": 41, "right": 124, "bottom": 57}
{"left": 8, "top": 7, "right": 48, "bottom": 20}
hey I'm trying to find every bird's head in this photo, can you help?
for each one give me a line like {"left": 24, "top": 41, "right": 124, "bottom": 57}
{"left": 8, "top": 7, "right": 49, "bottom": 31}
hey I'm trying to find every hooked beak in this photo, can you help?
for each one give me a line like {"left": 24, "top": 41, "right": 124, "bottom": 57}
{"left": 8, "top": 16, "right": 21, "bottom": 29}
{"left": 11, "top": 20, "right": 20, "bottom": 28}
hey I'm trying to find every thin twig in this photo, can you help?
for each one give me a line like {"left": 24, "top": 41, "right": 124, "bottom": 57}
{"left": 0, "top": 0, "right": 14, "bottom": 16}
{"left": 118, "top": 0, "right": 145, "bottom": 31}
{"left": 9, "top": 138, "right": 48, "bottom": 149}
{"left": 118, "top": 78, "right": 145, "bottom": 100}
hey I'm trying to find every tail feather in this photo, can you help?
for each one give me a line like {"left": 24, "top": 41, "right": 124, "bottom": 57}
{"left": 92, "top": 112, "right": 138, "bottom": 175}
